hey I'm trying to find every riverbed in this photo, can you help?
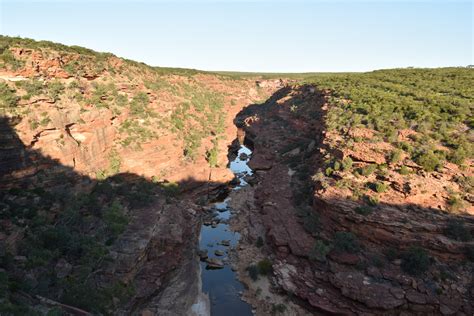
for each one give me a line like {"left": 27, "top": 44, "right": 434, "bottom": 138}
{"left": 198, "top": 145, "right": 254, "bottom": 316}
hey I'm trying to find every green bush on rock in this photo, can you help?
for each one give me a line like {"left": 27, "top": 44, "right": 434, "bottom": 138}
{"left": 401, "top": 246, "right": 430, "bottom": 275}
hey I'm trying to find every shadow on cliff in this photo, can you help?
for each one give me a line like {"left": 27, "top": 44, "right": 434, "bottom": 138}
{"left": 0, "top": 115, "right": 234, "bottom": 314}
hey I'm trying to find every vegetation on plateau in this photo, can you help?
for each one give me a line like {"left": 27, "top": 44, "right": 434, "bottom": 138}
{"left": 306, "top": 68, "right": 473, "bottom": 171}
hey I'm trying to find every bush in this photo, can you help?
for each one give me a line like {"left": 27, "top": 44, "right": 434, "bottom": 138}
{"left": 206, "top": 140, "right": 219, "bottom": 168}
{"left": 183, "top": 132, "right": 203, "bottom": 160}
{"left": 108, "top": 150, "right": 121, "bottom": 175}
{"left": 355, "top": 205, "right": 374, "bottom": 215}
{"left": 401, "top": 247, "right": 430, "bottom": 275}
{"left": 447, "top": 194, "right": 464, "bottom": 212}
{"left": 444, "top": 219, "right": 471, "bottom": 241}
{"left": 0, "top": 82, "right": 19, "bottom": 108}
{"left": 324, "top": 167, "right": 334, "bottom": 176}
{"left": 360, "top": 164, "right": 377, "bottom": 176}
{"left": 271, "top": 303, "right": 287, "bottom": 314}
{"left": 47, "top": 80, "right": 65, "bottom": 102}
{"left": 257, "top": 258, "right": 273, "bottom": 275}
{"left": 0, "top": 48, "right": 25, "bottom": 70}
{"left": 161, "top": 181, "right": 179, "bottom": 197}
{"left": 414, "top": 151, "right": 442, "bottom": 172}
{"left": 371, "top": 182, "right": 388, "bottom": 193}
{"left": 247, "top": 264, "right": 259, "bottom": 281}
{"left": 309, "top": 240, "right": 331, "bottom": 262}
{"left": 447, "top": 146, "right": 467, "bottom": 165}
{"left": 103, "top": 200, "right": 128, "bottom": 238}
{"left": 15, "top": 79, "right": 44, "bottom": 99}
{"left": 455, "top": 175, "right": 473, "bottom": 194}
{"left": 398, "top": 165, "right": 410, "bottom": 175}
{"left": 388, "top": 149, "right": 402, "bottom": 164}
{"left": 256, "top": 236, "right": 264, "bottom": 248}
{"left": 398, "top": 141, "right": 414, "bottom": 154}
{"left": 303, "top": 213, "right": 319, "bottom": 236}
{"left": 334, "top": 231, "right": 360, "bottom": 253}
{"left": 341, "top": 157, "right": 353, "bottom": 171}
{"left": 129, "top": 92, "right": 150, "bottom": 116}
{"left": 365, "top": 195, "right": 379, "bottom": 206}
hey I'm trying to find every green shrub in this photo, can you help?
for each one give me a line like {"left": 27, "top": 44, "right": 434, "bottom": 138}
{"left": 355, "top": 205, "right": 374, "bottom": 215}
{"left": 324, "top": 167, "right": 334, "bottom": 176}
{"left": 455, "top": 176, "right": 473, "bottom": 194}
{"left": 257, "top": 258, "right": 273, "bottom": 275}
{"left": 90, "top": 82, "right": 113, "bottom": 108}
{"left": 256, "top": 236, "right": 264, "bottom": 248}
{"left": 447, "top": 194, "right": 464, "bottom": 212}
{"left": 129, "top": 92, "right": 150, "bottom": 116}
{"left": 161, "top": 181, "right": 179, "bottom": 197}
{"left": 364, "top": 195, "right": 379, "bottom": 206}
{"left": 206, "top": 140, "right": 219, "bottom": 168}
{"left": 103, "top": 200, "right": 128, "bottom": 238}
{"left": 398, "top": 141, "right": 414, "bottom": 154}
{"left": 414, "top": 151, "right": 442, "bottom": 172}
{"left": 309, "top": 240, "right": 331, "bottom": 262}
{"left": 303, "top": 213, "right": 319, "bottom": 236}
{"left": 183, "top": 132, "right": 203, "bottom": 160}
{"left": 371, "top": 182, "right": 388, "bottom": 193}
{"left": 0, "top": 48, "right": 25, "bottom": 70}
{"left": 401, "top": 246, "right": 430, "bottom": 275}
{"left": 388, "top": 149, "right": 402, "bottom": 164}
{"left": 247, "top": 264, "right": 259, "bottom": 281}
{"left": 444, "top": 219, "right": 472, "bottom": 242}
{"left": 47, "top": 80, "right": 65, "bottom": 102}
{"left": 398, "top": 165, "right": 410, "bottom": 175}
{"left": 384, "top": 247, "right": 399, "bottom": 261}
{"left": 39, "top": 116, "right": 51, "bottom": 126}
{"left": 334, "top": 231, "right": 360, "bottom": 253}
{"left": 341, "top": 157, "right": 353, "bottom": 171}
{"left": 0, "top": 82, "right": 19, "bottom": 108}
{"left": 271, "top": 303, "right": 287, "bottom": 314}
{"left": 115, "top": 94, "right": 128, "bottom": 107}
{"left": 108, "top": 150, "right": 121, "bottom": 175}
{"left": 447, "top": 146, "right": 468, "bottom": 165}
{"left": 15, "top": 79, "right": 44, "bottom": 99}
{"left": 96, "top": 169, "right": 107, "bottom": 181}
{"left": 360, "top": 164, "right": 377, "bottom": 176}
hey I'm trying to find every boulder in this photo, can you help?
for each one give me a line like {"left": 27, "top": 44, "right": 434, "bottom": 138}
{"left": 206, "top": 258, "right": 224, "bottom": 269}
{"left": 220, "top": 240, "right": 230, "bottom": 246}
{"left": 197, "top": 249, "right": 208, "bottom": 260}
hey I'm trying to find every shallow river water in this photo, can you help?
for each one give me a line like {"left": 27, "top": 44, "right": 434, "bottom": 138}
{"left": 198, "top": 145, "right": 253, "bottom": 316}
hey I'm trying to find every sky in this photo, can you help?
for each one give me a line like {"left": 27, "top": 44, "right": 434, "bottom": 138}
{"left": 0, "top": 0, "right": 472, "bottom": 72}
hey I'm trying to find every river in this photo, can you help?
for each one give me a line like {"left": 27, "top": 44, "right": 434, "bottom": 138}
{"left": 198, "top": 144, "right": 254, "bottom": 316}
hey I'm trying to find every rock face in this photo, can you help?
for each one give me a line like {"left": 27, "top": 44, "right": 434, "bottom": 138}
{"left": 1, "top": 43, "right": 281, "bottom": 192}
{"left": 235, "top": 84, "right": 474, "bottom": 315}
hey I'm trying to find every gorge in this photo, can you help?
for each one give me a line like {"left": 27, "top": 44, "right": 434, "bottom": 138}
{"left": 0, "top": 36, "right": 473, "bottom": 316}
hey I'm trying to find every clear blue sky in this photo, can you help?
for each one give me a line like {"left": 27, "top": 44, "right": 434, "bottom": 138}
{"left": 0, "top": 0, "right": 472, "bottom": 72}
